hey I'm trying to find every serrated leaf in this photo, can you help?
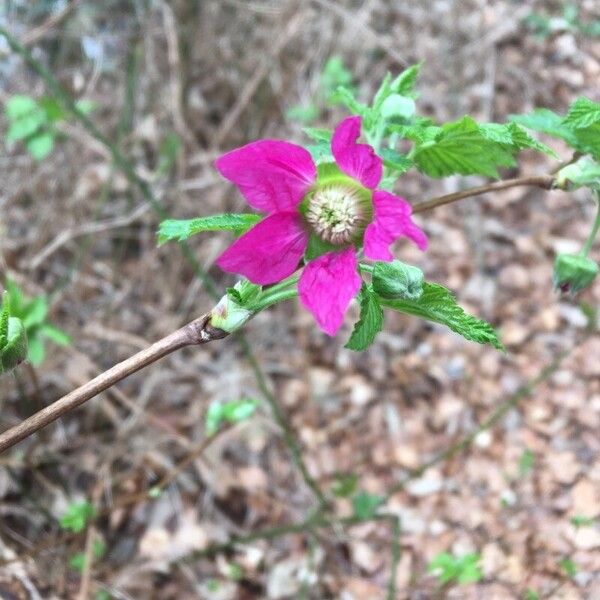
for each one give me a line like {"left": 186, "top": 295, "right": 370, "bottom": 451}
{"left": 506, "top": 122, "right": 558, "bottom": 157}
{"left": 372, "top": 260, "right": 424, "bottom": 300}
{"left": 331, "top": 86, "right": 369, "bottom": 117}
{"left": 390, "top": 63, "right": 421, "bottom": 97}
{"left": 372, "top": 72, "right": 393, "bottom": 114}
{"left": 157, "top": 214, "right": 262, "bottom": 244}
{"left": 380, "top": 148, "right": 413, "bottom": 174}
{"left": 345, "top": 285, "right": 384, "bottom": 351}
{"left": 563, "top": 97, "right": 600, "bottom": 129}
{"left": 27, "top": 133, "right": 54, "bottom": 160}
{"left": 510, "top": 109, "right": 578, "bottom": 144}
{"left": 412, "top": 116, "right": 516, "bottom": 178}
{"left": 380, "top": 282, "right": 504, "bottom": 350}
{"left": 557, "top": 156, "right": 600, "bottom": 190}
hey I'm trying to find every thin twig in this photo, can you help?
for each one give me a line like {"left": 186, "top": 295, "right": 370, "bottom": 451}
{"left": 0, "top": 314, "right": 227, "bottom": 453}
{"left": 413, "top": 174, "right": 556, "bottom": 214}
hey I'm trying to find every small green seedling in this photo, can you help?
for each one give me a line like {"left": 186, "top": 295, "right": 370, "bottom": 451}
{"left": 205, "top": 398, "right": 258, "bottom": 435}
{"left": 3, "top": 279, "right": 70, "bottom": 366}
{"left": 4, "top": 94, "right": 95, "bottom": 160}
{"left": 59, "top": 500, "right": 97, "bottom": 533}
{"left": 351, "top": 490, "right": 384, "bottom": 519}
{"left": 331, "top": 473, "right": 359, "bottom": 498}
{"left": 69, "top": 538, "right": 106, "bottom": 572}
{"left": 518, "top": 449, "right": 535, "bottom": 477}
{"left": 570, "top": 515, "right": 595, "bottom": 528}
{"left": 559, "top": 557, "right": 577, "bottom": 578}
{"left": 428, "top": 552, "right": 483, "bottom": 585}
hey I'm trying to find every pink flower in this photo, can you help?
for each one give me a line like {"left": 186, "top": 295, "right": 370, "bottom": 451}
{"left": 215, "top": 116, "right": 428, "bottom": 336}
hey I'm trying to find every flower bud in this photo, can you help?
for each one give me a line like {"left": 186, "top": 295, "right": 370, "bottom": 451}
{"left": 210, "top": 293, "right": 253, "bottom": 333}
{"left": 0, "top": 317, "right": 28, "bottom": 375}
{"left": 553, "top": 253, "right": 599, "bottom": 295}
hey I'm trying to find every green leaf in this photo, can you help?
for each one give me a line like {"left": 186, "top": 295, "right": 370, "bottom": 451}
{"left": 303, "top": 127, "right": 332, "bottom": 143}
{"left": 525, "top": 588, "right": 540, "bottom": 600}
{"left": 372, "top": 260, "right": 424, "bottom": 300}
{"left": 428, "top": 552, "right": 482, "bottom": 585}
{"left": 563, "top": 97, "right": 600, "bottom": 129}
{"left": 331, "top": 86, "right": 369, "bottom": 117}
{"left": 380, "top": 94, "right": 416, "bottom": 120}
{"left": 26, "top": 334, "right": 45, "bottom": 366}
{"left": 225, "top": 280, "right": 261, "bottom": 307}
{"left": 22, "top": 296, "right": 48, "bottom": 328}
{"left": 559, "top": 557, "right": 577, "bottom": 578}
{"left": 5, "top": 95, "right": 38, "bottom": 120}
{"left": 390, "top": 63, "right": 421, "bottom": 97}
{"left": 6, "top": 112, "right": 46, "bottom": 142}
{"left": 380, "top": 282, "right": 504, "bottom": 350}
{"left": 379, "top": 148, "right": 413, "bottom": 174}
{"left": 205, "top": 398, "right": 258, "bottom": 435}
{"left": 412, "top": 116, "right": 515, "bottom": 178}
{"left": 372, "top": 72, "right": 393, "bottom": 114}
{"left": 74, "top": 99, "right": 96, "bottom": 115}
{"left": 39, "top": 96, "right": 67, "bottom": 121}
{"left": 157, "top": 214, "right": 262, "bottom": 244}
{"left": 69, "top": 539, "right": 106, "bottom": 572}
{"left": 506, "top": 123, "right": 558, "bottom": 157}
{"left": 345, "top": 285, "right": 384, "bottom": 351}
{"left": 27, "top": 133, "right": 55, "bottom": 160}
{"left": 351, "top": 490, "right": 383, "bottom": 519}
{"left": 518, "top": 448, "right": 535, "bottom": 477}
{"left": 570, "top": 515, "right": 595, "bottom": 528}
{"left": 59, "top": 501, "right": 96, "bottom": 533}
{"left": 331, "top": 473, "right": 358, "bottom": 498}
{"left": 40, "top": 324, "right": 71, "bottom": 346}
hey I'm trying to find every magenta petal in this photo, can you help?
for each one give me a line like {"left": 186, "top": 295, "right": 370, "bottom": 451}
{"left": 298, "top": 248, "right": 361, "bottom": 336}
{"left": 331, "top": 116, "right": 383, "bottom": 189}
{"left": 216, "top": 212, "right": 308, "bottom": 285}
{"left": 215, "top": 140, "right": 317, "bottom": 213}
{"left": 364, "top": 190, "right": 428, "bottom": 261}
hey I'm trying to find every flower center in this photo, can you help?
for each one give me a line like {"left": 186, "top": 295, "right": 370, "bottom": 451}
{"left": 305, "top": 184, "right": 370, "bottom": 245}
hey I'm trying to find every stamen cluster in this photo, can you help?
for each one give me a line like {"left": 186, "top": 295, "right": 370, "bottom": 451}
{"left": 305, "top": 184, "right": 369, "bottom": 245}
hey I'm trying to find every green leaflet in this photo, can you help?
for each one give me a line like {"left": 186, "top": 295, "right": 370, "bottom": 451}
{"left": 157, "top": 213, "right": 262, "bottom": 244}
{"left": 380, "top": 282, "right": 504, "bottom": 350}
{"left": 411, "top": 116, "right": 516, "bottom": 178}
{"left": 563, "top": 97, "right": 600, "bottom": 129}
{"left": 345, "top": 285, "right": 384, "bottom": 351}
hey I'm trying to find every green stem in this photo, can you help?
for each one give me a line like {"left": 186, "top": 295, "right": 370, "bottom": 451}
{"left": 580, "top": 195, "right": 600, "bottom": 258}
{"left": 253, "top": 288, "right": 298, "bottom": 313}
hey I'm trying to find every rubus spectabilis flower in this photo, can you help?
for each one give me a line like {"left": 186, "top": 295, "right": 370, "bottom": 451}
{"left": 215, "top": 116, "right": 428, "bottom": 335}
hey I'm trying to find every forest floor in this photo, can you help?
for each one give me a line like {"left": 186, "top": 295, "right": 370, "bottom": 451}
{"left": 1, "top": 1, "right": 599, "bottom": 598}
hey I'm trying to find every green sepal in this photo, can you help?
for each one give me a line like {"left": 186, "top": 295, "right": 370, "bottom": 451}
{"left": 304, "top": 234, "right": 338, "bottom": 262}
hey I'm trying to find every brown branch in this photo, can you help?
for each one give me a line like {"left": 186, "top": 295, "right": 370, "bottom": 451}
{"left": 0, "top": 315, "right": 227, "bottom": 454}
{"left": 412, "top": 174, "right": 555, "bottom": 214}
